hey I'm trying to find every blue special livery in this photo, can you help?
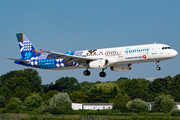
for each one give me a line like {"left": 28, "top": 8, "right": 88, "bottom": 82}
{"left": 7, "top": 33, "right": 178, "bottom": 77}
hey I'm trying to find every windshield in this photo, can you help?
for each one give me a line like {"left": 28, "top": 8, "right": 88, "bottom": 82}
{"left": 162, "top": 47, "right": 171, "bottom": 50}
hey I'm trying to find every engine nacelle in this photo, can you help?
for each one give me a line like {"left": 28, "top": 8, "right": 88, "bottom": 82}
{"left": 89, "top": 59, "right": 109, "bottom": 69}
{"left": 110, "top": 64, "right": 132, "bottom": 71}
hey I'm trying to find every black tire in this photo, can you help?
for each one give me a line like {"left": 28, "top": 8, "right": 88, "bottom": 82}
{"left": 87, "top": 70, "right": 90, "bottom": 76}
{"left": 156, "top": 67, "right": 161, "bottom": 71}
{"left": 83, "top": 70, "right": 90, "bottom": 76}
{"left": 99, "top": 72, "right": 106, "bottom": 77}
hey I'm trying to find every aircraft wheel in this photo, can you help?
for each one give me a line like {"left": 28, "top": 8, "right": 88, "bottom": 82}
{"left": 99, "top": 72, "right": 106, "bottom": 77}
{"left": 83, "top": 70, "right": 90, "bottom": 76}
{"left": 156, "top": 67, "right": 161, "bottom": 71}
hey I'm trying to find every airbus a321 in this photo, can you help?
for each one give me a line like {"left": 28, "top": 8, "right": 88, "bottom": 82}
{"left": 7, "top": 33, "right": 178, "bottom": 77}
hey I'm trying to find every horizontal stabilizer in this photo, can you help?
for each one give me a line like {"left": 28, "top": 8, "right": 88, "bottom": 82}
{"left": 6, "top": 58, "right": 30, "bottom": 64}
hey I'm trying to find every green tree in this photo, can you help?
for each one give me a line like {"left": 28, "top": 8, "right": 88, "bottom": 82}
{"left": 9, "top": 97, "right": 22, "bottom": 106}
{"left": 4, "top": 76, "right": 31, "bottom": 92}
{"left": 0, "top": 96, "right": 6, "bottom": 108}
{"left": 148, "top": 78, "right": 169, "bottom": 98}
{"left": 93, "top": 82, "right": 119, "bottom": 102}
{"left": 80, "top": 81, "right": 101, "bottom": 93}
{"left": 169, "top": 74, "right": 180, "bottom": 101}
{"left": 171, "top": 109, "right": 180, "bottom": 116}
{"left": 113, "top": 92, "right": 131, "bottom": 111}
{"left": 6, "top": 102, "right": 20, "bottom": 113}
{"left": 115, "top": 77, "right": 128, "bottom": 83}
{"left": 0, "top": 69, "right": 42, "bottom": 93}
{"left": 23, "top": 69, "right": 42, "bottom": 92}
{"left": 43, "top": 82, "right": 55, "bottom": 93}
{"left": 164, "top": 75, "right": 173, "bottom": 90}
{"left": 8, "top": 97, "right": 25, "bottom": 109}
{"left": 95, "top": 82, "right": 120, "bottom": 93}
{"left": 152, "top": 95, "right": 176, "bottom": 113}
{"left": 126, "top": 98, "right": 148, "bottom": 113}
{"left": 69, "top": 91, "right": 87, "bottom": 103}
{"left": 0, "top": 86, "right": 12, "bottom": 100}
{"left": 14, "top": 86, "right": 31, "bottom": 101}
{"left": 119, "top": 79, "right": 152, "bottom": 101}
{"left": 43, "top": 90, "right": 59, "bottom": 101}
{"left": 110, "top": 86, "right": 119, "bottom": 99}
{"left": 24, "top": 93, "right": 42, "bottom": 108}
{"left": 0, "top": 70, "right": 20, "bottom": 84}
{"left": 54, "top": 77, "right": 81, "bottom": 93}
{"left": 3, "top": 76, "right": 32, "bottom": 100}
{"left": 86, "top": 86, "right": 109, "bottom": 103}
{"left": 49, "top": 92, "right": 72, "bottom": 114}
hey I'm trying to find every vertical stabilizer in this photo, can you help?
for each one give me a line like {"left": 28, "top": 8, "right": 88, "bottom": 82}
{"left": 16, "top": 33, "right": 41, "bottom": 60}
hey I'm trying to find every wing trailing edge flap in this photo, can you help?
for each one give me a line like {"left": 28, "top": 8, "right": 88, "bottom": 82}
{"left": 6, "top": 58, "right": 30, "bottom": 64}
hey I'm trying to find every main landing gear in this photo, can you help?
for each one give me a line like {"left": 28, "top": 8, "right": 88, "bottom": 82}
{"left": 83, "top": 69, "right": 106, "bottom": 77}
{"left": 99, "top": 69, "right": 106, "bottom": 77}
{"left": 156, "top": 61, "right": 161, "bottom": 71}
{"left": 83, "top": 69, "right": 90, "bottom": 76}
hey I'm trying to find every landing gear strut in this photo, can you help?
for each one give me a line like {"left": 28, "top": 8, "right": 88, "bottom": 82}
{"left": 83, "top": 69, "right": 90, "bottom": 76}
{"left": 99, "top": 69, "right": 106, "bottom": 77}
{"left": 156, "top": 61, "right": 161, "bottom": 71}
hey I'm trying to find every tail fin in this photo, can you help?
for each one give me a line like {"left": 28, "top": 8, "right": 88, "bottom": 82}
{"left": 16, "top": 33, "right": 41, "bottom": 60}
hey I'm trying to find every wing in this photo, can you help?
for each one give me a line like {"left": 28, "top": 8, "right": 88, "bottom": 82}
{"left": 44, "top": 50, "right": 98, "bottom": 67}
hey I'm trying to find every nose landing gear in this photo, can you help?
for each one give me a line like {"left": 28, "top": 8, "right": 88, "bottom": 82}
{"left": 156, "top": 61, "right": 161, "bottom": 71}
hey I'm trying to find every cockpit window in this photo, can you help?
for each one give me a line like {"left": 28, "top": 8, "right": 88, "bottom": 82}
{"left": 162, "top": 47, "right": 171, "bottom": 50}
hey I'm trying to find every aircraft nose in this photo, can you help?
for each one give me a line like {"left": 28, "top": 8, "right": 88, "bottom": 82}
{"left": 172, "top": 50, "right": 178, "bottom": 57}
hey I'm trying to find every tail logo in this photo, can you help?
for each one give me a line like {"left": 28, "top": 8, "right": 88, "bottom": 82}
{"left": 16, "top": 33, "right": 23, "bottom": 42}
{"left": 19, "top": 40, "right": 32, "bottom": 52}
{"left": 24, "top": 52, "right": 32, "bottom": 59}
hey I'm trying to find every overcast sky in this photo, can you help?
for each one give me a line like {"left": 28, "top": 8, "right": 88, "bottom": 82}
{"left": 0, "top": 0, "right": 180, "bottom": 84}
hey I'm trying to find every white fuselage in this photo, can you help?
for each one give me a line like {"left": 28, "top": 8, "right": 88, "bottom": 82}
{"left": 77, "top": 43, "right": 177, "bottom": 67}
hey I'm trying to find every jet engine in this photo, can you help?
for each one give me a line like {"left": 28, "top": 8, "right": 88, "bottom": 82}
{"left": 89, "top": 59, "right": 109, "bottom": 69}
{"left": 110, "top": 64, "right": 132, "bottom": 71}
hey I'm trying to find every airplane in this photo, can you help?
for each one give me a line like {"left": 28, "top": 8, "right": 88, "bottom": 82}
{"left": 7, "top": 33, "right": 178, "bottom": 77}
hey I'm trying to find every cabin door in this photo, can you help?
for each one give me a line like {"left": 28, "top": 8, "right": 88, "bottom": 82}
{"left": 152, "top": 45, "right": 157, "bottom": 55}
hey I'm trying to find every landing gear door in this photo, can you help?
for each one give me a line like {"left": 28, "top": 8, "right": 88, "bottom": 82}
{"left": 152, "top": 45, "right": 157, "bottom": 55}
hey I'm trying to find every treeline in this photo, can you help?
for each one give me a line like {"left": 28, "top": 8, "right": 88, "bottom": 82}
{"left": 43, "top": 72, "right": 180, "bottom": 102}
{"left": 0, "top": 68, "right": 180, "bottom": 115}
